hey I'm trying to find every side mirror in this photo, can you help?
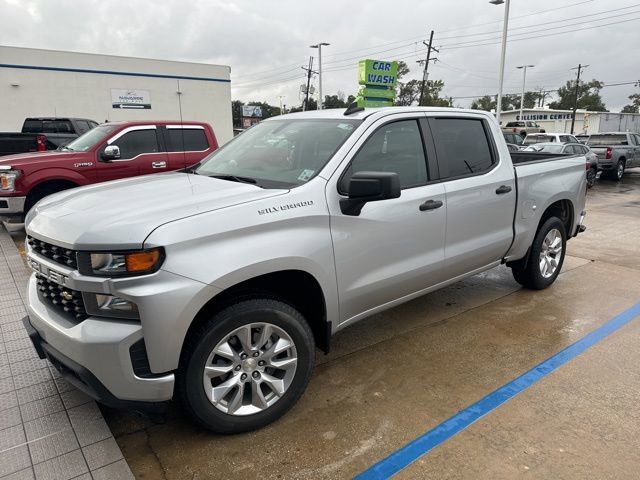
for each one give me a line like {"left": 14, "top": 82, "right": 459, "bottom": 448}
{"left": 340, "top": 171, "right": 401, "bottom": 216}
{"left": 101, "top": 145, "right": 120, "bottom": 161}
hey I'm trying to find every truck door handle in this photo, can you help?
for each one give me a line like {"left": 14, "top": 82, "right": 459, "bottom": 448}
{"left": 419, "top": 199, "right": 443, "bottom": 211}
{"left": 495, "top": 185, "right": 512, "bottom": 194}
{"left": 152, "top": 161, "right": 167, "bottom": 169}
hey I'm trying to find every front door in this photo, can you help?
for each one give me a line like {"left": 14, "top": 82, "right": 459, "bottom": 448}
{"left": 96, "top": 125, "right": 168, "bottom": 181}
{"left": 426, "top": 115, "right": 516, "bottom": 278}
{"left": 327, "top": 115, "right": 447, "bottom": 324}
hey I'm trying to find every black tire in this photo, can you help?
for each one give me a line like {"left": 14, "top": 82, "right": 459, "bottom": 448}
{"left": 610, "top": 159, "right": 625, "bottom": 181}
{"left": 586, "top": 167, "right": 596, "bottom": 188}
{"left": 177, "top": 298, "right": 315, "bottom": 434}
{"left": 511, "top": 217, "right": 567, "bottom": 290}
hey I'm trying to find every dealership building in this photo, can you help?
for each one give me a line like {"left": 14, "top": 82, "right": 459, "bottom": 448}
{"left": 500, "top": 107, "right": 640, "bottom": 135}
{"left": 0, "top": 46, "right": 233, "bottom": 144}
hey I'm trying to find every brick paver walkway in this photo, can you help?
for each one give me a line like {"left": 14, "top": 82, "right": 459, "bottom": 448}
{"left": 0, "top": 224, "right": 134, "bottom": 480}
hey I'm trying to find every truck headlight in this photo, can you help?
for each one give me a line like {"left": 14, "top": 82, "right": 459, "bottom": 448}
{"left": 79, "top": 248, "right": 164, "bottom": 276}
{"left": 0, "top": 170, "right": 21, "bottom": 192}
{"left": 83, "top": 293, "right": 139, "bottom": 319}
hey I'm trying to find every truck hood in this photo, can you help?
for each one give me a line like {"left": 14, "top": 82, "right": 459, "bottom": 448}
{"left": 0, "top": 150, "right": 82, "bottom": 167}
{"left": 26, "top": 172, "right": 287, "bottom": 249}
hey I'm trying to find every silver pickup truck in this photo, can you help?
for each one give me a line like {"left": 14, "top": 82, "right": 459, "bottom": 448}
{"left": 586, "top": 132, "right": 640, "bottom": 180}
{"left": 22, "top": 107, "right": 587, "bottom": 433}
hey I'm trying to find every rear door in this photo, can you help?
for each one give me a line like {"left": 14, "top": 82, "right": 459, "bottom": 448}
{"left": 427, "top": 115, "right": 516, "bottom": 278}
{"left": 96, "top": 125, "right": 167, "bottom": 182}
{"left": 161, "top": 125, "right": 211, "bottom": 170}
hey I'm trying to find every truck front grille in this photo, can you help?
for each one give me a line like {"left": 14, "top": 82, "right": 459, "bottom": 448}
{"left": 36, "top": 274, "right": 88, "bottom": 321}
{"left": 27, "top": 236, "right": 78, "bottom": 270}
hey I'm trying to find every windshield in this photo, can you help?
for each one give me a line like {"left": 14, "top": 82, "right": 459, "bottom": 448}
{"left": 61, "top": 124, "right": 118, "bottom": 152}
{"left": 523, "top": 135, "right": 554, "bottom": 145}
{"left": 587, "top": 134, "right": 627, "bottom": 146}
{"left": 195, "top": 118, "right": 361, "bottom": 188}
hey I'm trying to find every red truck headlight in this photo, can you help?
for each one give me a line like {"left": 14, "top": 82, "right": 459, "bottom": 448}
{"left": 0, "top": 169, "right": 21, "bottom": 192}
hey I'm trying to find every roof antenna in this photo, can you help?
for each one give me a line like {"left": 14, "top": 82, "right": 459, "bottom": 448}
{"left": 344, "top": 101, "right": 364, "bottom": 116}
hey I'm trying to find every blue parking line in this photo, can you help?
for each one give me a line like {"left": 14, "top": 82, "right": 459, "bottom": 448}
{"left": 355, "top": 302, "right": 640, "bottom": 480}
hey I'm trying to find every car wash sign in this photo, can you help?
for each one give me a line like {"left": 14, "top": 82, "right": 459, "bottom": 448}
{"left": 356, "top": 59, "right": 398, "bottom": 108}
{"left": 111, "top": 89, "right": 151, "bottom": 109}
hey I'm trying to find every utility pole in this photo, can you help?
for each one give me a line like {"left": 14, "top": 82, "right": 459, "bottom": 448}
{"left": 418, "top": 30, "right": 439, "bottom": 106}
{"left": 491, "top": 0, "right": 511, "bottom": 124}
{"left": 301, "top": 56, "right": 316, "bottom": 111}
{"left": 517, "top": 65, "right": 534, "bottom": 121}
{"left": 310, "top": 42, "right": 330, "bottom": 109}
{"left": 278, "top": 96, "right": 285, "bottom": 115}
{"left": 570, "top": 63, "right": 588, "bottom": 134}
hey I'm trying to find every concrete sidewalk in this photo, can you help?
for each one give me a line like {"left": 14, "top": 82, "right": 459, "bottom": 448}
{"left": 0, "top": 224, "right": 134, "bottom": 480}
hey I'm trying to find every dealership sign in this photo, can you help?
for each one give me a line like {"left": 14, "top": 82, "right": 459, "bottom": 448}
{"left": 111, "top": 89, "right": 151, "bottom": 109}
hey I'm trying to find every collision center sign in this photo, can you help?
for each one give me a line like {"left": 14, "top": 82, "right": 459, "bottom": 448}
{"left": 111, "top": 89, "right": 151, "bottom": 109}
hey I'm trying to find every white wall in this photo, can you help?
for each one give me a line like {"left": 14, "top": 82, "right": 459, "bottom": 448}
{"left": 0, "top": 46, "right": 233, "bottom": 144}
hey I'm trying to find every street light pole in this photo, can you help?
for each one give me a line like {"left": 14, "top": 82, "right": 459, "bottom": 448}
{"left": 517, "top": 65, "right": 534, "bottom": 121}
{"left": 278, "top": 95, "right": 285, "bottom": 115}
{"left": 311, "top": 42, "right": 330, "bottom": 109}
{"left": 490, "top": 0, "right": 510, "bottom": 125}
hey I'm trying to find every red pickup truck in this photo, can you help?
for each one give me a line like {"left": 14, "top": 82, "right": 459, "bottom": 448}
{"left": 0, "top": 120, "right": 218, "bottom": 222}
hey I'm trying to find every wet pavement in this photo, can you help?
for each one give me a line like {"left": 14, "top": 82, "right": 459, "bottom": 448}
{"left": 8, "top": 169, "right": 640, "bottom": 479}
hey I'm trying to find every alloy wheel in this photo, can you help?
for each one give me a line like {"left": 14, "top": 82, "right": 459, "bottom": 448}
{"left": 539, "top": 228, "right": 563, "bottom": 278}
{"left": 202, "top": 323, "right": 298, "bottom": 416}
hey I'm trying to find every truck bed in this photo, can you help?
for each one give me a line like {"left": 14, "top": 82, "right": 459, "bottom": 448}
{"left": 506, "top": 151, "right": 587, "bottom": 263}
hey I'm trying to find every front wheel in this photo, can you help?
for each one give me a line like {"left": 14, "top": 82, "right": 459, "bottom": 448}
{"left": 177, "top": 298, "right": 315, "bottom": 433}
{"left": 511, "top": 217, "right": 566, "bottom": 290}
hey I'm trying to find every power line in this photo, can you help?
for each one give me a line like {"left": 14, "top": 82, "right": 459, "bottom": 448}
{"left": 230, "top": 0, "right": 602, "bottom": 82}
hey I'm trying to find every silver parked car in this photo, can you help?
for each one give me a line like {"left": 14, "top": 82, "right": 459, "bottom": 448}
{"left": 522, "top": 142, "right": 598, "bottom": 187}
{"left": 23, "top": 107, "right": 587, "bottom": 433}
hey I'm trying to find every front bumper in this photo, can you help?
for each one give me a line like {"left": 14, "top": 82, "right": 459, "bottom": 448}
{"left": 23, "top": 316, "right": 169, "bottom": 411}
{"left": 26, "top": 274, "right": 175, "bottom": 404}
{"left": 0, "top": 195, "right": 26, "bottom": 221}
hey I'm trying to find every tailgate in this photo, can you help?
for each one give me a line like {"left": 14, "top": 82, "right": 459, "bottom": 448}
{"left": 588, "top": 147, "right": 607, "bottom": 160}
{"left": 0, "top": 133, "right": 38, "bottom": 156}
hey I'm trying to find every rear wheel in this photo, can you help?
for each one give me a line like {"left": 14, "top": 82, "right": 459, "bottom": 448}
{"left": 611, "top": 159, "right": 625, "bottom": 181}
{"left": 586, "top": 167, "right": 596, "bottom": 188}
{"left": 177, "top": 298, "right": 315, "bottom": 433}
{"left": 511, "top": 217, "right": 566, "bottom": 290}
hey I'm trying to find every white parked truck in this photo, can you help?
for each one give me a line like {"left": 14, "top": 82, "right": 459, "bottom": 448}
{"left": 23, "top": 107, "right": 587, "bottom": 432}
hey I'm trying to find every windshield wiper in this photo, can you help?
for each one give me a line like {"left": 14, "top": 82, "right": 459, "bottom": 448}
{"left": 209, "top": 174, "right": 258, "bottom": 185}
{"left": 59, "top": 146, "right": 74, "bottom": 151}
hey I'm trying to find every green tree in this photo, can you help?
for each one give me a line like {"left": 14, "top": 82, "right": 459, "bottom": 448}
{"left": 420, "top": 79, "right": 450, "bottom": 107}
{"left": 471, "top": 95, "right": 495, "bottom": 111}
{"left": 549, "top": 79, "right": 607, "bottom": 111}
{"left": 231, "top": 100, "right": 244, "bottom": 127}
{"left": 621, "top": 82, "right": 640, "bottom": 113}
{"left": 395, "top": 79, "right": 421, "bottom": 106}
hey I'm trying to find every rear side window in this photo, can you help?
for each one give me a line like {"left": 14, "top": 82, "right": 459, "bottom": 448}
{"left": 22, "top": 120, "right": 42, "bottom": 133}
{"left": 166, "top": 128, "right": 209, "bottom": 151}
{"left": 113, "top": 129, "right": 159, "bottom": 159}
{"left": 429, "top": 118, "right": 495, "bottom": 179}
{"left": 75, "top": 121, "right": 92, "bottom": 134}
{"left": 341, "top": 119, "right": 428, "bottom": 190}
{"left": 588, "top": 134, "right": 628, "bottom": 146}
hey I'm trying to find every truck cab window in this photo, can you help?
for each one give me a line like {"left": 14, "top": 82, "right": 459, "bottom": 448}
{"left": 112, "top": 129, "right": 159, "bottom": 160}
{"left": 429, "top": 118, "right": 494, "bottom": 179}
{"left": 167, "top": 128, "right": 208, "bottom": 151}
{"left": 341, "top": 119, "right": 428, "bottom": 190}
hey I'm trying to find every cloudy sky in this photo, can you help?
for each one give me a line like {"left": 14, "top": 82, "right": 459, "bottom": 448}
{"left": 1, "top": 0, "right": 639, "bottom": 110}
